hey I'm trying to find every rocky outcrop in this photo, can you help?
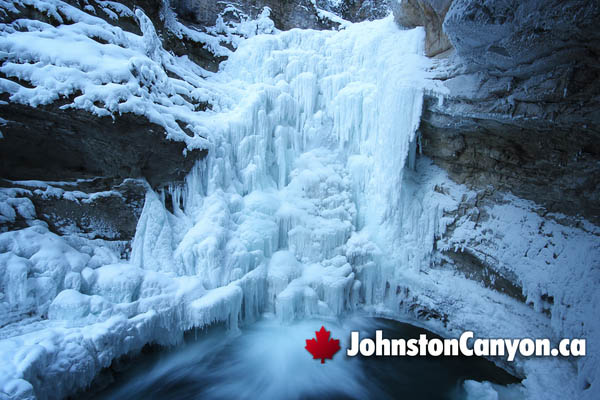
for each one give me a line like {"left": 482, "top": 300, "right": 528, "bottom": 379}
{"left": 4, "top": 178, "right": 146, "bottom": 242}
{"left": 0, "top": 0, "right": 211, "bottom": 246}
{"left": 0, "top": 92, "right": 202, "bottom": 246}
{"left": 173, "top": 0, "right": 332, "bottom": 31}
{"left": 0, "top": 0, "right": 209, "bottom": 189}
{"left": 172, "top": 0, "right": 390, "bottom": 31}
{"left": 0, "top": 102, "right": 205, "bottom": 187}
{"left": 391, "top": 3, "right": 600, "bottom": 360}
{"left": 420, "top": 87, "right": 600, "bottom": 224}
{"left": 323, "top": 0, "right": 390, "bottom": 23}
{"left": 394, "top": 0, "right": 600, "bottom": 224}
{"left": 392, "top": 0, "right": 452, "bottom": 56}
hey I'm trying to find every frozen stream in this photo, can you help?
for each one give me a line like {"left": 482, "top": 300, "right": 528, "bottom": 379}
{"left": 87, "top": 316, "right": 521, "bottom": 400}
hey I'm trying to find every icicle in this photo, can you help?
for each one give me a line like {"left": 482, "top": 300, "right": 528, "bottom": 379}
{"left": 132, "top": 17, "right": 430, "bottom": 326}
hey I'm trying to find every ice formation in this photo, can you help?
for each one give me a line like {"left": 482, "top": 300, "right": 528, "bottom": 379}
{"left": 130, "top": 12, "right": 432, "bottom": 328}
{"left": 0, "top": 1, "right": 599, "bottom": 399}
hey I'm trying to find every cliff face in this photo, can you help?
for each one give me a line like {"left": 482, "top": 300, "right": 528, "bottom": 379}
{"left": 0, "top": 0, "right": 211, "bottom": 244}
{"left": 390, "top": 4, "right": 600, "bottom": 391}
{"left": 392, "top": 0, "right": 452, "bottom": 56}
{"left": 0, "top": 102, "right": 205, "bottom": 186}
{"left": 172, "top": 0, "right": 389, "bottom": 31}
{"left": 405, "top": 0, "right": 600, "bottom": 225}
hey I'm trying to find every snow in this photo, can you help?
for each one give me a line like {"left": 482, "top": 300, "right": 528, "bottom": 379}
{"left": 0, "top": 221, "right": 243, "bottom": 399}
{"left": 0, "top": 0, "right": 212, "bottom": 149}
{"left": 0, "top": 190, "right": 35, "bottom": 226}
{"left": 439, "top": 193, "right": 600, "bottom": 398}
{"left": 162, "top": 0, "right": 278, "bottom": 57}
{"left": 48, "top": 289, "right": 93, "bottom": 320}
{"left": 0, "top": 1, "right": 598, "bottom": 399}
{"left": 96, "top": 1, "right": 134, "bottom": 19}
{"left": 310, "top": 0, "right": 351, "bottom": 28}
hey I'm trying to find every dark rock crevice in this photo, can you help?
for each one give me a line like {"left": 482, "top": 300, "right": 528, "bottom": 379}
{"left": 0, "top": 101, "right": 205, "bottom": 188}
{"left": 440, "top": 248, "right": 527, "bottom": 303}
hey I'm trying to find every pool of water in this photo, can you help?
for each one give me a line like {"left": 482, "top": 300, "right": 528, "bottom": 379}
{"left": 85, "top": 316, "right": 523, "bottom": 400}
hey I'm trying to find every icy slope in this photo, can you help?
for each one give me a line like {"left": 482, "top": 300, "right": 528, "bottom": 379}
{"left": 439, "top": 194, "right": 600, "bottom": 398}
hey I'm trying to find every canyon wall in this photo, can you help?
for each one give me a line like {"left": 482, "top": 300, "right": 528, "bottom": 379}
{"left": 411, "top": 0, "right": 600, "bottom": 224}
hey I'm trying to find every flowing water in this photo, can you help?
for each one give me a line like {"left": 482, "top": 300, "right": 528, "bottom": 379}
{"left": 88, "top": 316, "right": 521, "bottom": 400}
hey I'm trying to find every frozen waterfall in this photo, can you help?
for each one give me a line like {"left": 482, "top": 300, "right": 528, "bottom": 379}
{"left": 1, "top": 12, "right": 451, "bottom": 398}
{"left": 1, "top": 5, "right": 596, "bottom": 399}
{"left": 131, "top": 16, "right": 439, "bottom": 326}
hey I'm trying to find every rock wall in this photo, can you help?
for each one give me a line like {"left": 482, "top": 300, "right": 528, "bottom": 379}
{"left": 171, "top": 0, "right": 390, "bottom": 31}
{"left": 391, "top": 0, "right": 600, "bottom": 225}
{"left": 392, "top": 0, "right": 452, "bottom": 56}
{"left": 391, "top": 8, "right": 600, "bottom": 394}
{"left": 0, "top": 102, "right": 205, "bottom": 186}
{"left": 0, "top": 0, "right": 209, "bottom": 243}
{"left": 394, "top": 0, "right": 600, "bottom": 362}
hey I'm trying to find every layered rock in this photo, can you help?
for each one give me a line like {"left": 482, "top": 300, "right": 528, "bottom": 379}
{"left": 392, "top": 0, "right": 452, "bottom": 56}
{"left": 397, "top": 0, "right": 600, "bottom": 224}
{"left": 0, "top": 102, "right": 205, "bottom": 187}
{"left": 393, "top": 5, "right": 600, "bottom": 395}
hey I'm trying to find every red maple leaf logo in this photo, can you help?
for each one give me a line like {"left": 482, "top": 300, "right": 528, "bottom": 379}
{"left": 305, "top": 326, "right": 341, "bottom": 363}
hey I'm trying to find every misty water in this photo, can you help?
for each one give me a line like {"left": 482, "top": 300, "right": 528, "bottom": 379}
{"left": 87, "top": 316, "right": 521, "bottom": 400}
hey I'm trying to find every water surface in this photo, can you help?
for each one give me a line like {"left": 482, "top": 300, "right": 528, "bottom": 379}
{"left": 87, "top": 316, "right": 522, "bottom": 400}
